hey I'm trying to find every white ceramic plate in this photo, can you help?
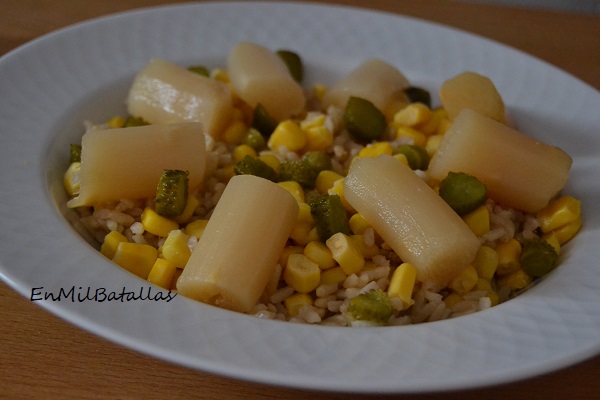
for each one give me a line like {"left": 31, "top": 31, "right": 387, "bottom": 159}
{"left": 1, "top": 2, "right": 599, "bottom": 394}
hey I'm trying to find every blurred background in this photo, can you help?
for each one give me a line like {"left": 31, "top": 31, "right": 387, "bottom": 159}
{"left": 464, "top": 0, "right": 599, "bottom": 14}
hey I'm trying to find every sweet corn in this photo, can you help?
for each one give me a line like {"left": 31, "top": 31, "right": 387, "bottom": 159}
{"left": 544, "top": 233, "right": 561, "bottom": 255}
{"left": 392, "top": 103, "right": 432, "bottom": 128}
{"left": 100, "top": 230, "right": 128, "bottom": 259}
{"left": 387, "top": 262, "right": 417, "bottom": 310}
{"left": 280, "top": 246, "right": 304, "bottom": 267}
{"left": 444, "top": 292, "right": 463, "bottom": 308}
{"left": 537, "top": 196, "right": 581, "bottom": 233}
{"left": 173, "top": 193, "right": 200, "bottom": 224}
{"left": 107, "top": 115, "right": 126, "bottom": 129}
{"left": 232, "top": 144, "right": 257, "bottom": 162}
{"left": 495, "top": 239, "right": 521, "bottom": 276}
{"left": 296, "top": 202, "right": 314, "bottom": 224}
{"left": 449, "top": 265, "right": 478, "bottom": 295}
{"left": 300, "top": 113, "right": 327, "bottom": 130}
{"left": 328, "top": 178, "right": 355, "bottom": 213}
{"left": 304, "top": 241, "right": 336, "bottom": 269}
{"left": 497, "top": 269, "right": 532, "bottom": 290}
{"left": 462, "top": 205, "right": 490, "bottom": 237}
{"left": 348, "top": 213, "right": 371, "bottom": 235}
{"left": 351, "top": 235, "right": 379, "bottom": 259}
{"left": 221, "top": 120, "right": 248, "bottom": 144}
{"left": 305, "top": 125, "right": 334, "bottom": 151}
{"left": 357, "top": 142, "right": 394, "bottom": 158}
{"left": 418, "top": 107, "right": 444, "bottom": 135}
{"left": 161, "top": 230, "right": 191, "bottom": 269}
{"left": 549, "top": 217, "right": 582, "bottom": 244}
{"left": 283, "top": 254, "right": 321, "bottom": 293}
{"left": 435, "top": 117, "right": 452, "bottom": 135}
{"left": 147, "top": 258, "right": 177, "bottom": 289}
{"left": 393, "top": 153, "right": 409, "bottom": 166}
{"left": 278, "top": 181, "right": 305, "bottom": 202}
{"left": 312, "top": 83, "right": 327, "bottom": 101}
{"left": 112, "top": 242, "right": 158, "bottom": 279}
{"left": 284, "top": 293, "right": 313, "bottom": 316}
{"left": 63, "top": 162, "right": 81, "bottom": 196}
{"left": 268, "top": 120, "right": 307, "bottom": 151}
{"left": 319, "top": 266, "right": 347, "bottom": 285}
{"left": 290, "top": 222, "right": 315, "bottom": 246}
{"left": 141, "top": 207, "right": 179, "bottom": 237}
{"left": 474, "top": 278, "right": 500, "bottom": 306}
{"left": 221, "top": 164, "right": 236, "bottom": 181}
{"left": 473, "top": 245, "right": 499, "bottom": 280}
{"left": 258, "top": 153, "right": 281, "bottom": 173}
{"left": 210, "top": 68, "right": 229, "bottom": 83}
{"left": 315, "top": 170, "right": 343, "bottom": 194}
{"left": 326, "top": 232, "right": 365, "bottom": 275}
{"left": 425, "top": 134, "right": 444, "bottom": 157}
{"left": 184, "top": 219, "right": 209, "bottom": 239}
{"left": 396, "top": 126, "right": 427, "bottom": 147}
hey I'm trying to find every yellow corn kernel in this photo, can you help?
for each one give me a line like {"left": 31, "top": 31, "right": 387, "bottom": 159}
{"left": 462, "top": 205, "right": 490, "bottom": 237}
{"left": 537, "top": 196, "right": 581, "bottom": 233}
{"left": 210, "top": 68, "right": 229, "bottom": 82}
{"left": 221, "top": 120, "right": 248, "bottom": 145}
{"left": 396, "top": 126, "right": 427, "bottom": 147}
{"left": 449, "top": 265, "right": 479, "bottom": 295}
{"left": 300, "top": 113, "right": 326, "bottom": 130}
{"left": 473, "top": 278, "right": 500, "bottom": 306}
{"left": 444, "top": 292, "right": 463, "bottom": 308}
{"left": 357, "top": 142, "right": 394, "bottom": 158}
{"left": 497, "top": 269, "right": 532, "bottom": 290}
{"left": 351, "top": 235, "right": 379, "bottom": 259}
{"left": 417, "top": 107, "right": 442, "bottom": 135}
{"left": 436, "top": 117, "right": 452, "bottom": 135}
{"left": 112, "top": 242, "right": 158, "bottom": 279}
{"left": 161, "top": 229, "right": 191, "bottom": 269}
{"left": 425, "top": 134, "right": 444, "bottom": 157}
{"left": 173, "top": 193, "right": 200, "bottom": 224}
{"left": 387, "top": 262, "right": 417, "bottom": 310}
{"left": 393, "top": 153, "right": 409, "bottom": 166}
{"left": 550, "top": 216, "right": 582, "bottom": 244}
{"left": 304, "top": 241, "right": 336, "bottom": 269}
{"left": 278, "top": 181, "right": 305, "bottom": 202}
{"left": 290, "top": 222, "right": 314, "bottom": 246}
{"left": 107, "top": 115, "right": 126, "bottom": 129}
{"left": 312, "top": 83, "right": 327, "bottom": 101}
{"left": 258, "top": 153, "right": 281, "bottom": 173}
{"left": 348, "top": 213, "right": 371, "bottom": 235}
{"left": 495, "top": 239, "right": 521, "bottom": 276}
{"left": 283, "top": 253, "right": 321, "bottom": 293}
{"left": 184, "top": 219, "right": 209, "bottom": 239}
{"left": 141, "top": 207, "right": 179, "bottom": 237}
{"left": 543, "top": 233, "right": 561, "bottom": 255}
{"left": 328, "top": 178, "right": 355, "bottom": 213}
{"left": 284, "top": 293, "right": 313, "bottom": 316}
{"left": 147, "top": 258, "right": 177, "bottom": 289}
{"left": 473, "top": 245, "right": 499, "bottom": 280}
{"left": 100, "top": 230, "right": 128, "bottom": 259}
{"left": 280, "top": 246, "right": 304, "bottom": 267}
{"left": 221, "top": 164, "right": 236, "bottom": 181}
{"left": 232, "top": 144, "right": 257, "bottom": 162}
{"left": 63, "top": 162, "right": 81, "bottom": 196}
{"left": 268, "top": 120, "right": 307, "bottom": 152}
{"left": 393, "top": 103, "right": 432, "bottom": 128}
{"left": 326, "top": 232, "right": 365, "bottom": 275}
{"left": 319, "top": 266, "right": 347, "bottom": 285}
{"left": 305, "top": 125, "right": 334, "bottom": 151}
{"left": 296, "top": 202, "right": 314, "bottom": 224}
{"left": 315, "top": 170, "right": 343, "bottom": 194}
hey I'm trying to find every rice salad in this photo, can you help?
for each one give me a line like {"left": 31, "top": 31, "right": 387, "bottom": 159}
{"left": 63, "top": 42, "right": 582, "bottom": 327}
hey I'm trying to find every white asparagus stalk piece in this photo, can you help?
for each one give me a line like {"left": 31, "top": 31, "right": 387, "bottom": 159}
{"left": 68, "top": 122, "right": 206, "bottom": 208}
{"left": 127, "top": 59, "right": 233, "bottom": 137}
{"left": 176, "top": 175, "right": 298, "bottom": 313}
{"left": 344, "top": 155, "right": 480, "bottom": 285}
{"left": 227, "top": 42, "right": 305, "bottom": 121}
{"left": 428, "top": 109, "right": 572, "bottom": 213}
{"left": 322, "top": 59, "right": 410, "bottom": 118}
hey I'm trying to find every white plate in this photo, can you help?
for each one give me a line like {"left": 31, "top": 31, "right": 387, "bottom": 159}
{"left": 1, "top": 2, "right": 599, "bottom": 394}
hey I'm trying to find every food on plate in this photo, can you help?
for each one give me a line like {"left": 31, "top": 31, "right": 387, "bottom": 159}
{"left": 64, "top": 42, "right": 582, "bottom": 326}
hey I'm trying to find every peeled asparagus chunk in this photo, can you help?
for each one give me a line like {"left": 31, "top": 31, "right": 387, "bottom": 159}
{"left": 344, "top": 155, "right": 480, "bottom": 285}
{"left": 127, "top": 59, "right": 233, "bottom": 137}
{"left": 428, "top": 109, "right": 572, "bottom": 213}
{"left": 68, "top": 123, "right": 206, "bottom": 208}
{"left": 322, "top": 59, "right": 410, "bottom": 118}
{"left": 176, "top": 175, "right": 298, "bottom": 313}
{"left": 227, "top": 42, "right": 305, "bottom": 121}
{"left": 439, "top": 71, "right": 506, "bottom": 123}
